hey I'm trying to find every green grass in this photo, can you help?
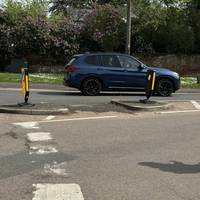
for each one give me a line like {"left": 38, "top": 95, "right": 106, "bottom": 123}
{"left": 181, "top": 77, "right": 200, "bottom": 88}
{"left": 0, "top": 73, "right": 63, "bottom": 85}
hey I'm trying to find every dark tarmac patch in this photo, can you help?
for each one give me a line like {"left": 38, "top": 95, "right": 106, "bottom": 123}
{"left": 69, "top": 103, "right": 134, "bottom": 114}
{"left": 5, "top": 131, "right": 18, "bottom": 139}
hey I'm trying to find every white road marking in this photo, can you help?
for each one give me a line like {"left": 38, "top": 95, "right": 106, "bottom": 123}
{"left": 45, "top": 116, "right": 55, "bottom": 121}
{"left": 13, "top": 122, "right": 39, "bottom": 129}
{"left": 29, "top": 145, "right": 58, "bottom": 155}
{"left": 27, "top": 132, "right": 52, "bottom": 142}
{"left": 157, "top": 110, "right": 200, "bottom": 114}
{"left": 71, "top": 104, "right": 93, "bottom": 107}
{"left": 159, "top": 99, "right": 200, "bottom": 102}
{"left": 44, "top": 162, "right": 67, "bottom": 176}
{"left": 176, "top": 92, "right": 200, "bottom": 95}
{"left": 190, "top": 100, "right": 200, "bottom": 110}
{"left": 32, "top": 183, "right": 84, "bottom": 200}
{"left": 14, "top": 115, "right": 118, "bottom": 126}
{"left": 58, "top": 108, "right": 69, "bottom": 112}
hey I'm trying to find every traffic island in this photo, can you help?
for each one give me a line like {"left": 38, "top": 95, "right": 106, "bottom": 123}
{"left": 111, "top": 100, "right": 173, "bottom": 111}
{"left": 0, "top": 103, "right": 70, "bottom": 115}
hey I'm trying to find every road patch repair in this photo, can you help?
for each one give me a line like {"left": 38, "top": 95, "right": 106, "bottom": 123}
{"left": 156, "top": 100, "right": 200, "bottom": 114}
{"left": 111, "top": 99, "right": 172, "bottom": 111}
{"left": 111, "top": 99, "right": 200, "bottom": 113}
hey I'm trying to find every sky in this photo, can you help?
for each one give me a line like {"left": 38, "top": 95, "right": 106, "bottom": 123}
{"left": 0, "top": 0, "right": 4, "bottom": 5}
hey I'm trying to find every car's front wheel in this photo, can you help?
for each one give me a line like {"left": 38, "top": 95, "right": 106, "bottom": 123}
{"left": 81, "top": 77, "right": 102, "bottom": 96}
{"left": 157, "top": 79, "right": 174, "bottom": 97}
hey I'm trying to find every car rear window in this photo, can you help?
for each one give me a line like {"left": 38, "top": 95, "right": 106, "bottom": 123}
{"left": 84, "top": 55, "right": 100, "bottom": 66}
{"left": 67, "top": 58, "right": 76, "bottom": 66}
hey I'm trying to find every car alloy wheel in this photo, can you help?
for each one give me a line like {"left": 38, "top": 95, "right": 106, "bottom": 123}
{"left": 157, "top": 79, "right": 173, "bottom": 97}
{"left": 81, "top": 78, "right": 102, "bottom": 96}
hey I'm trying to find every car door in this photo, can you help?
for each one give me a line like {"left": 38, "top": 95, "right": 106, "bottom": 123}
{"left": 117, "top": 55, "right": 147, "bottom": 88}
{"left": 98, "top": 55, "right": 127, "bottom": 88}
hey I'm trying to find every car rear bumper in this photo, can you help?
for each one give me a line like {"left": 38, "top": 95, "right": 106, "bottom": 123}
{"left": 63, "top": 78, "right": 73, "bottom": 87}
{"left": 63, "top": 78, "right": 80, "bottom": 89}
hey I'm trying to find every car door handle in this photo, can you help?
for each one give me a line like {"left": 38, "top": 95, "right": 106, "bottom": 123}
{"left": 97, "top": 67, "right": 103, "bottom": 71}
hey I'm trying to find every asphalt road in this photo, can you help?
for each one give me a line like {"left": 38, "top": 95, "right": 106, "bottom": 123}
{"left": 0, "top": 83, "right": 200, "bottom": 200}
{"left": 0, "top": 83, "right": 200, "bottom": 113}
{"left": 0, "top": 111, "right": 200, "bottom": 200}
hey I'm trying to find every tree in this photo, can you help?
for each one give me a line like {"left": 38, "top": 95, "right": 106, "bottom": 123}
{"left": 81, "top": 4, "right": 126, "bottom": 52}
{"left": 3, "top": 0, "right": 48, "bottom": 24}
{"left": 48, "top": 18, "right": 80, "bottom": 61}
{"left": 49, "top": 0, "right": 126, "bottom": 16}
{"left": 187, "top": 0, "right": 200, "bottom": 53}
{"left": 129, "top": 0, "right": 195, "bottom": 54}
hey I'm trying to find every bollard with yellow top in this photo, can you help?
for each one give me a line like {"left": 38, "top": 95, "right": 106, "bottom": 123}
{"left": 21, "top": 62, "right": 29, "bottom": 103}
{"left": 140, "top": 69, "right": 156, "bottom": 103}
{"left": 18, "top": 62, "right": 34, "bottom": 107}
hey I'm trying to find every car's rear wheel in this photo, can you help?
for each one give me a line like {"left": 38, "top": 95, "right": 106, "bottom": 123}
{"left": 81, "top": 78, "right": 102, "bottom": 96}
{"left": 157, "top": 79, "right": 174, "bottom": 97}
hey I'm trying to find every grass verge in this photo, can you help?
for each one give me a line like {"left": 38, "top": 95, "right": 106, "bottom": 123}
{"left": 0, "top": 73, "right": 63, "bottom": 85}
{"left": 181, "top": 77, "right": 200, "bottom": 88}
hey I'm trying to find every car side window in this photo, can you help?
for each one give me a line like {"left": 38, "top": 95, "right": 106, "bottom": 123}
{"left": 117, "top": 56, "right": 140, "bottom": 69}
{"left": 84, "top": 55, "right": 100, "bottom": 66}
{"left": 101, "top": 55, "right": 121, "bottom": 68}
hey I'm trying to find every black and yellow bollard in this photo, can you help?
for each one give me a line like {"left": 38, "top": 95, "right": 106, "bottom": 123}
{"left": 140, "top": 69, "right": 156, "bottom": 103}
{"left": 18, "top": 62, "right": 34, "bottom": 106}
{"left": 21, "top": 62, "right": 29, "bottom": 103}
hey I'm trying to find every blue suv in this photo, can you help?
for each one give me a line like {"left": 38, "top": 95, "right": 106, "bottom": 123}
{"left": 63, "top": 53, "right": 180, "bottom": 96}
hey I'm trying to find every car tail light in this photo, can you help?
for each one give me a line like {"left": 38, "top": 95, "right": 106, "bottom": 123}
{"left": 65, "top": 65, "right": 80, "bottom": 73}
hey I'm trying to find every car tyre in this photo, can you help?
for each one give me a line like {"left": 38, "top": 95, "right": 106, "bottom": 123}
{"left": 81, "top": 77, "right": 102, "bottom": 96}
{"left": 157, "top": 79, "right": 174, "bottom": 97}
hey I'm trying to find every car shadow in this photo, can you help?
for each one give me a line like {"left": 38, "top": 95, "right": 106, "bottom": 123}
{"left": 139, "top": 161, "right": 200, "bottom": 174}
{"left": 37, "top": 91, "right": 82, "bottom": 96}
{"left": 37, "top": 91, "right": 146, "bottom": 97}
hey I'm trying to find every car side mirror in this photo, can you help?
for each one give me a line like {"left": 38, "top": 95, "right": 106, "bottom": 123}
{"left": 138, "top": 64, "right": 145, "bottom": 71}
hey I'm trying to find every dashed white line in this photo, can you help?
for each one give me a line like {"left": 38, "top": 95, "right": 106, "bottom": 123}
{"left": 27, "top": 132, "right": 52, "bottom": 142}
{"left": 58, "top": 108, "right": 69, "bottom": 112}
{"left": 45, "top": 116, "right": 55, "bottom": 121}
{"left": 29, "top": 145, "right": 58, "bottom": 155}
{"left": 32, "top": 184, "right": 84, "bottom": 200}
{"left": 157, "top": 109, "right": 200, "bottom": 114}
{"left": 190, "top": 100, "right": 200, "bottom": 110}
{"left": 14, "top": 121, "right": 39, "bottom": 129}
